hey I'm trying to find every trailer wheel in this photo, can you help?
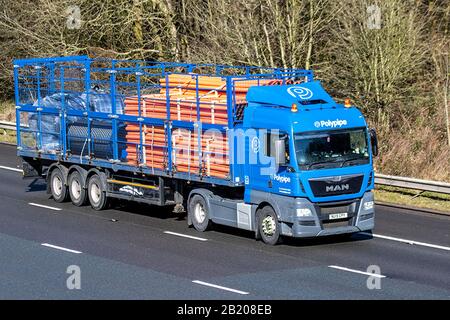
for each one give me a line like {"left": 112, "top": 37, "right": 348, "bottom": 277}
{"left": 257, "top": 206, "right": 282, "bottom": 245}
{"left": 50, "top": 168, "right": 68, "bottom": 203}
{"left": 189, "top": 194, "right": 211, "bottom": 232}
{"left": 68, "top": 171, "right": 87, "bottom": 206}
{"left": 88, "top": 174, "right": 108, "bottom": 210}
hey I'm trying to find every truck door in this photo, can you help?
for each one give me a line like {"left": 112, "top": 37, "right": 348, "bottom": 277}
{"left": 246, "top": 129, "right": 289, "bottom": 193}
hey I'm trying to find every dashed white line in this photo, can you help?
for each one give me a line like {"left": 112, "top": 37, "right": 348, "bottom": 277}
{"left": 41, "top": 243, "right": 82, "bottom": 254}
{"left": 28, "top": 203, "right": 62, "bottom": 211}
{"left": 0, "top": 165, "right": 22, "bottom": 173}
{"left": 363, "top": 232, "right": 450, "bottom": 252}
{"left": 164, "top": 231, "right": 208, "bottom": 241}
{"left": 328, "top": 265, "right": 386, "bottom": 278}
{"left": 192, "top": 280, "right": 249, "bottom": 295}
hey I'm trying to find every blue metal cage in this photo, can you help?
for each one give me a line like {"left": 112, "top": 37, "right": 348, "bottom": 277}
{"left": 13, "top": 55, "right": 313, "bottom": 186}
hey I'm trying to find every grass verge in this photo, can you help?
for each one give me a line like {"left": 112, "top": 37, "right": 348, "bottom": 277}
{"left": 375, "top": 185, "right": 450, "bottom": 213}
{"left": 0, "top": 129, "right": 17, "bottom": 144}
{"left": 0, "top": 100, "right": 15, "bottom": 122}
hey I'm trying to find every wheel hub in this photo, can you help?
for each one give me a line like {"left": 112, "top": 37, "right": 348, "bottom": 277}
{"left": 52, "top": 175, "right": 62, "bottom": 196}
{"left": 90, "top": 182, "right": 101, "bottom": 203}
{"left": 71, "top": 179, "right": 81, "bottom": 200}
{"left": 194, "top": 203, "right": 206, "bottom": 223}
{"left": 261, "top": 215, "right": 276, "bottom": 236}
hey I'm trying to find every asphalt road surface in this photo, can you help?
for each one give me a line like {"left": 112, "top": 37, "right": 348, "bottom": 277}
{"left": 0, "top": 143, "right": 449, "bottom": 299}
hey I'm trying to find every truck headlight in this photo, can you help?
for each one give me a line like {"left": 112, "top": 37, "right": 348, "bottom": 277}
{"left": 296, "top": 208, "right": 313, "bottom": 217}
{"left": 363, "top": 201, "right": 374, "bottom": 211}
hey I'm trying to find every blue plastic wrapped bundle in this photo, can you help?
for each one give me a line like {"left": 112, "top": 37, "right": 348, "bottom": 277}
{"left": 81, "top": 91, "right": 124, "bottom": 114}
{"left": 29, "top": 90, "right": 125, "bottom": 152}
{"left": 29, "top": 93, "right": 87, "bottom": 151}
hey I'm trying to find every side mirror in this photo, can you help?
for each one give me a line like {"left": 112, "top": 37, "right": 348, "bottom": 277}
{"left": 369, "top": 128, "right": 378, "bottom": 157}
{"left": 275, "top": 139, "right": 287, "bottom": 165}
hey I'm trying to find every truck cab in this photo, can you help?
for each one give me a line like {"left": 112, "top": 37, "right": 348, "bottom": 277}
{"left": 238, "top": 80, "right": 377, "bottom": 244}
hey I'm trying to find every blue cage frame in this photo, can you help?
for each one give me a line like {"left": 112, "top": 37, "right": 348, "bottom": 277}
{"left": 13, "top": 55, "right": 313, "bottom": 186}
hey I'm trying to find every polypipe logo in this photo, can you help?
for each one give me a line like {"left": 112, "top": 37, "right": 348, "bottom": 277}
{"left": 314, "top": 119, "right": 348, "bottom": 128}
{"left": 287, "top": 86, "right": 313, "bottom": 100}
{"left": 273, "top": 174, "right": 291, "bottom": 184}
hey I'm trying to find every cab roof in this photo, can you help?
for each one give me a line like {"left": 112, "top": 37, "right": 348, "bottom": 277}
{"left": 243, "top": 80, "right": 367, "bottom": 132}
{"left": 246, "top": 80, "right": 335, "bottom": 108}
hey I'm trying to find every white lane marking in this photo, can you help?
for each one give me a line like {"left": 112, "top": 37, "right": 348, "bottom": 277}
{"left": 41, "top": 243, "right": 82, "bottom": 254}
{"left": 164, "top": 231, "right": 208, "bottom": 241}
{"left": 192, "top": 280, "right": 249, "bottom": 295}
{"left": 29, "top": 203, "right": 62, "bottom": 211}
{"left": 362, "top": 232, "right": 450, "bottom": 252}
{"left": 328, "top": 265, "right": 386, "bottom": 278}
{"left": 0, "top": 165, "right": 22, "bottom": 172}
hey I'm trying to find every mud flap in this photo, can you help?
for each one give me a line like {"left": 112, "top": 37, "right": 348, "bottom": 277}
{"left": 22, "top": 158, "right": 43, "bottom": 179}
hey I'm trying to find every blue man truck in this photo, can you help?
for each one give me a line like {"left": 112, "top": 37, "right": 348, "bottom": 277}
{"left": 14, "top": 56, "right": 378, "bottom": 245}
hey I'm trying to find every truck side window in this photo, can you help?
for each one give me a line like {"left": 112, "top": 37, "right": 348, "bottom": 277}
{"left": 264, "top": 131, "right": 290, "bottom": 163}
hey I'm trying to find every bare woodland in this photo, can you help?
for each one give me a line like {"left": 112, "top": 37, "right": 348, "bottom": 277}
{"left": 0, "top": 0, "right": 449, "bottom": 180}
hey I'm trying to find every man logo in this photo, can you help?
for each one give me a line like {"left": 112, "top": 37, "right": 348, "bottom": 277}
{"left": 287, "top": 86, "right": 313, "bottom": 100}
{"left": 326, "top": 184, "right": 350, "bottom": 192}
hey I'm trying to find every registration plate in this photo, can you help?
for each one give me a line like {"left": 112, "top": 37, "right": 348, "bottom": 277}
{"left": 329, "top": 212, "right": 348, "bottom": 220}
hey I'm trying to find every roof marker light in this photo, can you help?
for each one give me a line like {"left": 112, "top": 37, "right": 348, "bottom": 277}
{"left": 344, "top": 98, "right": 351, "bottom": 108}
{"left": 291, "top": 103, "right": 298, "bottom": 112}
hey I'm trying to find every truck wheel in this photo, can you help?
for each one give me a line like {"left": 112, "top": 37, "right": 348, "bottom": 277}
{"left": 189, "top": 195, "right": 211, "bottom": 232}
{"left": 68, "top": 171, "right": 87, "bottom": 206}
{"left": 88, "top": 174, "right": 108, "bottom": 210}
{"left": 50, "top": 168, "right": 68, "bottom": 203}
{"left": 257, "top": 206, "right": 282, "bottom": 245}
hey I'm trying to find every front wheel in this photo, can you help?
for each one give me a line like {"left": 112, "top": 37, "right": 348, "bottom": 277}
{"left": 188, "top": 195, "right": 211, "bottom": 232}
{"left": 257, "top": 206, "right": 282, "bottom": 245}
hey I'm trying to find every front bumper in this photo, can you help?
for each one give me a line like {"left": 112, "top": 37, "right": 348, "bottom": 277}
{"left": 280, "top": 191, "right": 375, "bottom": 238}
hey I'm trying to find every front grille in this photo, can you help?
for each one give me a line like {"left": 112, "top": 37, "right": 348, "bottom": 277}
{"left": 314, "top": 199, "right": 360, "bottom": 228}
{"left": 309, "top": 174, "right": 363, "bottom": 197}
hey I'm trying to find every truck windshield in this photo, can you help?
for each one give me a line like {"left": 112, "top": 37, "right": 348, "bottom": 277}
{"left": 294, "top": 127, "right": 369, "bottom": 170}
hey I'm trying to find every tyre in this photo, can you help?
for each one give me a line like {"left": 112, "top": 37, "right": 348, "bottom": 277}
{"left": 257, "top": 206, "right": 282, "bottom": 245}
{"left": 87, "top": 174, "right": 108, "bottom": 210}
{"left": 68, "top": 171, "right": 87, "bottom": 206}
{"left": 50, "top": 168, "right": 68, "bottom": 203}
{"left": 188, "top": 194, "right": 211, "bottom": 232}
